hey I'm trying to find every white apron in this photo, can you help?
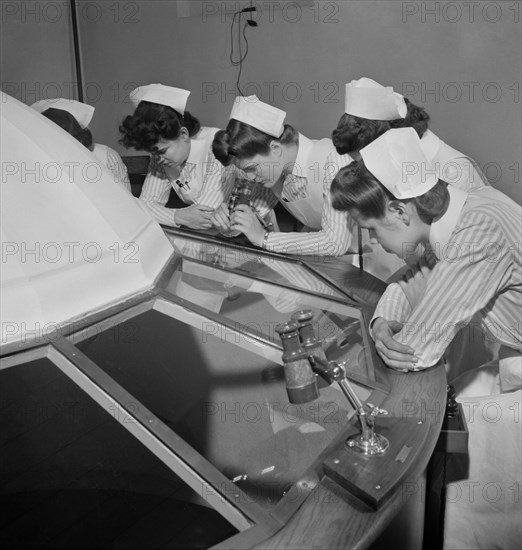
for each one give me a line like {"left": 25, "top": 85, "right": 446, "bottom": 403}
{"left": 443, "top": 352, "right": 522, "bottom": 549}
{"left": 162, "top": 127, "right": 219, "bottom": 205}
{"left": 280, "top": 137, "right": 333, "bottom": 230}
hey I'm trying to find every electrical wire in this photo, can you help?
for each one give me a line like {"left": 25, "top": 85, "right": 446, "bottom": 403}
{"left": 229, "top": 9, "right": 255, "bottom": 96}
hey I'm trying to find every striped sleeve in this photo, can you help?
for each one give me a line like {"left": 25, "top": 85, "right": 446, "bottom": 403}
{"left": 250, "top": 183, "right": 280, "bottom": 220}
{"left": 195, "top": 149, "right": 236, "bottom": 209}
{"left": 139, "top": 156, "right": 179, "bottom": 226}
{"left": 392, "top": 212, "right": 514, "bottom": 368}
{"left": 371, "top": 283, "right": 413, "bottom": 329}
{"left": 105, "top": 147, "right": 131, "bottom": 193}
{"left": 263, "top": 149, "right": 355, "bottom": 257}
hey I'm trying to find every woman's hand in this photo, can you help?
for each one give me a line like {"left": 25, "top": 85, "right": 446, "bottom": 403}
{"left": 372, "top": 317, "right": 419, "bottom": 372}
{"left": 210, "top": 203, "right": 232, "bottom": 233}
{"left": 230, "top": 205, "right": 265, "bottom": 246}
{"left": 175, "top": 204, "right": 214, "bottom": 230}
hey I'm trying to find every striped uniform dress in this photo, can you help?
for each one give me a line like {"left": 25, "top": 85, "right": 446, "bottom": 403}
{"left": 252, "top": 136, "right": 356, "bottom": 257}
{"left": 372, "top": 185, "right": 521, "bottom": 368}
{"left": 139, "top": 127, "right": 236, "bottom": 227}
{"left": 372, "top": 185, "right": 522, "bottom": 548}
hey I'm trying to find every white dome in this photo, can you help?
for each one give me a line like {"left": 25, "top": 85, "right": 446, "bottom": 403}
{"left": 0, "top": 92, "right": 172, "bottom": 350}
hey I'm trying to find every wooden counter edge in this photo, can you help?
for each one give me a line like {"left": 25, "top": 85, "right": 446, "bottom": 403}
{"left": 252, "top": 362, "right": 447, "bottom": 550}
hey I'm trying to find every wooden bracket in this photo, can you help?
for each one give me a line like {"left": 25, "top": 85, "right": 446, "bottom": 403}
{"left": 323, "top": 416, "right": 429, "bottom": 509}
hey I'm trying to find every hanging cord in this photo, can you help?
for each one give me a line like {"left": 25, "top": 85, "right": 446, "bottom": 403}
{"left": 230, "top": 6, "right": 257, "bottom": 96}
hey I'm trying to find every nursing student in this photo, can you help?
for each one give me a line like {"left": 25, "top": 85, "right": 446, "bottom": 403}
{"left": 32, "top": 98, "right": 131, "bottom": 193}
{"left": 333, "top": 77, "right": 490, "bottom": 281}
{"left": 119, "top": 84, "right": 239, "bottom": 231}
{"left": 211, "top": 96, "right": 354, "bottom": 256}
{"left": 331, "top": 127, "right": 521, "bottom": 550}
{"left": 333, "top": 77, "right": 488, "bottom": 192}
{"left": 333, "top": 77, "right": 496, "bottom": 374}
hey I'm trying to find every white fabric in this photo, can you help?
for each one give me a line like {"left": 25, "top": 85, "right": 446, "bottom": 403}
{"left": 371, "top": 185, "right": 522, "bottom": 368}
{"left": 344, "top": 77, "right": 407, "bottom": 120}
{"left": 139, "top": 127, "right": 236, "bottom": 226}
{"left": 256, "top": 137, "right": 356, "bottom": 256}
{"left": 276, "top": 133, "right": 326, "bottom": 229}
{"left": 420, "top": 130, "right": 489, "bottom": 191}
{"left": 359, "top": 130, "right": 489, "bottom": 282}
{"left": 230, "top": 95, "right": 285, "bottom": 137}
{"left": 130, "top": 84, "right": 190, "bottom": 114}
{"left": 31, "top": 98, "right": 95, "bottom": 128}
{"left": 361, "top": 127, "right": 438, "bottom": 198}
{"left": 91, "top": 143, "right": 131, "bottom": 193}
{"left": 428, "top": 186, "right": 467, "bottom": 254}
{"left": 443, "top": 357, "right": 522, "bottom": 549}
{"left": 1, "top": 92, "right": 172, "bottom": 348}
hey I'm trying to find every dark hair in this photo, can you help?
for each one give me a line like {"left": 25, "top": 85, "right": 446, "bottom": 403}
{"left": 119, "top": 100, "right": 201, "bottom": 152}
{"left": 332, "top": 99, "right": 430, "bottom": 155}
{"left": 42, "top": 108, "right": 93, "bottom": 149}
{"left": 212, "top": 119, "right": 299, "bottom": 166}
{"left": 331, "top": 160, "right": 449, "bottom": 224}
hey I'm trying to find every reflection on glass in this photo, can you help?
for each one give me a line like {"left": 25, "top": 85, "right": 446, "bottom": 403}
{"left": 165, "top": 259, "right": 370, "bottom": 381}
{"left": 166, "top": 234, "right": 345, "bottom": 299}
{"left": 78, "top": 310, "right": 371, "bottom": 510}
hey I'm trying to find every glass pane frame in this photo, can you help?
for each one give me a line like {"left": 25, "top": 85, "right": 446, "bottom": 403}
{"left": 0, "top": 230, "right": 389, "bottom": 548}
{"left": 163, "top": 227, "right": 363, "bottom": 305}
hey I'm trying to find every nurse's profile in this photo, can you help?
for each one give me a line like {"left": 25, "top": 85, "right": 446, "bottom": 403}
{"left": 211, "top": 96, "right": 355, "bottom": 256}
{"left": 119, "top": 84, "right": 235, "bottom": 230}
{"left": 330, "top": 127, "right": 521, "bottom": 549}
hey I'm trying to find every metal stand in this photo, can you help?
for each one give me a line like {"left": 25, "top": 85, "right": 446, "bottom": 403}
{"left": 277, "top": 309, "right": 429, "bottom": 509}
{"left": 311, "top": 356, "right": 389, "bottom": 456}
{"left": 277, "top": 309, "right": 389, "bottom": 456}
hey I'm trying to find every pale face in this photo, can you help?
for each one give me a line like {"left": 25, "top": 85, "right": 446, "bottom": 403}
{"left": 236, "top": 151, "right": 286, "bottom": 188}
{"left": 350, "top": 206, "right": 422, "bottom": 260}
{"left": 153, "top": 129, "right": 191, "bottom": 168}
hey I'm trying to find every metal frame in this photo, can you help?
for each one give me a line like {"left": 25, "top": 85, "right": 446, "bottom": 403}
{"left": 48, "top": 336, "right": 275, "bottom": 532}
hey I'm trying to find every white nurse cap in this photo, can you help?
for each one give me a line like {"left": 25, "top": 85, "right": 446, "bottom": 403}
{"left": 345, "top": 77, "right": 407, "bottom": 120}
{"left": 360, "top": 127, "right": 438, "bottom": 199}
{"left": 31, "top": 98, "right": 95, "bottom": 128}
{"left": 230, "top": 95, "right": 286, "bottom": 137}
{"left": 129, "top": 84, "right": 191, "bottom": 115}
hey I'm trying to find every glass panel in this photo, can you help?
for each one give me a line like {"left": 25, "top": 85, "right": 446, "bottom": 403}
{"left": 77, "top": 309, "right": 372, "bottom": 511}
{"left": 166, "top": 233, "right": 346, "bottom": 299}
{"left": 0, "top": 358, "right": 238, "bottom": 549}
{"left": 165, "top": 257, "right": 368, "bottom": 364}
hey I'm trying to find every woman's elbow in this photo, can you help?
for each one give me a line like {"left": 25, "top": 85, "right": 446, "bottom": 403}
{"left": 318, "top": 239, "right": 348, "bottom": 257}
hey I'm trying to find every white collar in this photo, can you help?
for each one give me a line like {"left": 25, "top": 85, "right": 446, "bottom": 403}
{"left": 185, "top": 128, "right": 206, "bottom": 166}
{"left": 291, "top": 133, "right": 313, "bottom": 177}
{"left": 429, "top": 185, "right": 468, "bottom": 259}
